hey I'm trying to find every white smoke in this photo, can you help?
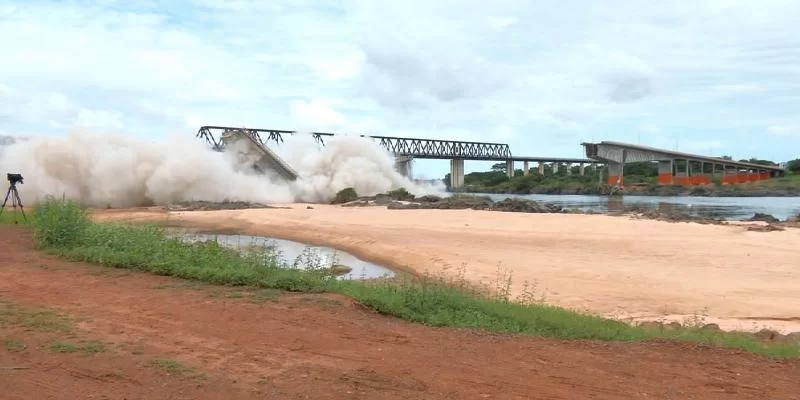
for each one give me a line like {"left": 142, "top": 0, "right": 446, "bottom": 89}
{"left": 0, "top": 128, "right": 446, "bottom": 207}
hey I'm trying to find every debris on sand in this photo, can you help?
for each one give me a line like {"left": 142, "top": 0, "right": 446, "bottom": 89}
{"left": 618, "top": 206, "right": 726, "bottom": 225}
{"left": 340, "top": 193, "right": 564, "bottom": 214}
{"left": 746, "top": 224, "right": 786, "bottom": 232}
{"left": 163, "top": 201, "right": 284, "bottom": 211}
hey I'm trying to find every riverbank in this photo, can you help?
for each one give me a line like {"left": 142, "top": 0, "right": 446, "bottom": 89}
{"left": 456, "top": 173, "right": 800, "bottom": 197}
{"left": 3, "top": 224, "right": 798, "bottom": 399}
{"left": 92, "top": 203, "right": 800, "bottom": 334}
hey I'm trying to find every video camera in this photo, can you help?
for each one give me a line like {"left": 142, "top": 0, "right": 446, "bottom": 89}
{"left": 7, "top": 173, "right": 23, "bottom": 185}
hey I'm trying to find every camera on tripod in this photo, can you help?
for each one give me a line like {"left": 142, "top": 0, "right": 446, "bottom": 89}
{"left": 1, "top": 172, "right": 26, "bottom": 222}
{"left": 7, "top": 173, "right": 23, "bottom": 185}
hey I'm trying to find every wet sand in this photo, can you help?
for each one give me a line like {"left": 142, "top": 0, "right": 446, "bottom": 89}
{"left": 93, "top": 204, "right": 800, "bottom": 333}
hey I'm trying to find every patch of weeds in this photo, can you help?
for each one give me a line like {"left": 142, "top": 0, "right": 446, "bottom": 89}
{"left": 297, "top": 295, "right": 342, "bottom": 307}
{"left": 0, "top": 301, "right": 73, "bottom": 333}
{"left": 248, "top": 289, "right": 281, "bottom": 304}
{"left": 27, "top": 197, "right": 800, "bottom": 359}
{"left": 153, "top": 281, "right": 207, "bottom": 291}
{"left": 150, "top": 358, "right": 205, "bottom": 380}
{"left": 48, "top": 340, "right": 106, "bottom": 354}
{"left": 4, "top": 338, "right": 27, "bottom": 352}
{"left": 257, "top": 377, "right": 270, "bottom": 385}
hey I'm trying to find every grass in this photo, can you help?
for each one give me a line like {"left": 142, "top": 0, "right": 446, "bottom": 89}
{"left": 48, "top": 340, "right": 106, "bottom": 354}
{"left": 150, "top": 358, "right": 205, "bottom": 380}
{"left": 0, "top": 210, "right": 32, "bottom": 224}
{"left": 0, "top": 301, "right": 74, "bottom": 333}
{"left": 20, "top": 196, "right": 800, "bottom": 358}
{"left": 4, "top": 338, "right": 27, "bottom": 352}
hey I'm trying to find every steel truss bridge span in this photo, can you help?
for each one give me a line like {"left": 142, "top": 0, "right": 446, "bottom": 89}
{"left": 196, "top": 126, "right": 512, "bottom": 160}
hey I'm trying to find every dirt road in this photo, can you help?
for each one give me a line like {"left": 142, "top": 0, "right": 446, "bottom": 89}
{"left": 1, "top": 225, "right": 799, "bottom": 399}
{"left": 93, "top": 204, "right": 800, "bottom": 333}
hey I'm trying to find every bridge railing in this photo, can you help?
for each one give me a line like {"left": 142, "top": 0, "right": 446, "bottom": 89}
{"left": 197, "top": 126, "right": 512, "bottom": 160}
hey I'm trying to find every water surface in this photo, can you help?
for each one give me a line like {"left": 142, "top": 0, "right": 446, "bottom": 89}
{"left": 482, "top": 193, "right": 800, "bottom": 221}
{"left": 180, "top": 233, "right": 395, "bottom": 280}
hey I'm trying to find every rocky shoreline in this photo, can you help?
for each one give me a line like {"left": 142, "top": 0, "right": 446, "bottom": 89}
{"left": 342, "top": 194, "right": 565, "bottom": 213}
{"left": 332, "top": 188, "right": 799, "bottom": 230}
{"left": 457, "top": 183, "right": 800, "bottom": 197}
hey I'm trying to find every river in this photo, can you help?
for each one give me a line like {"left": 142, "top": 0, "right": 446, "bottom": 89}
{"left": 481, "top": 193, "right": 800, "bottom": 221}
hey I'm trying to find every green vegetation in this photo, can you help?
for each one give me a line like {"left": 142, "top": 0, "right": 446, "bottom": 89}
{"left": 443, "top": 160, "right": 800, "bottom": 196}
{"left": 22, "top": 197, "right": 800, "bottom": 358}
{"left": 0, "top": 210, "right": 31, "bottom": 224}
{"left": 0, "top": 301, "right": 74, "bottom": 333}
{"left": 787, "top": 159, "right": 800, "bottom": 174}
{"left": 331, "top": 187, "right": 358, "bottom": 204}
{"left": 150, "top": 358, "right": 205, "bottom": 379}
{"left": 4, "top": 338, "right": 27, "bottom": 352}
{"left": 443, "top": 162, "right": 658, "bottom": 194}
{"left": 48, "top": 340, "right": 106, "bottom": 354}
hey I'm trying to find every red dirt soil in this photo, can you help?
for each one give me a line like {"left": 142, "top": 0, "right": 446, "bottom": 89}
{"left": 0, "top": 226, "right": 798, "bottom": 400}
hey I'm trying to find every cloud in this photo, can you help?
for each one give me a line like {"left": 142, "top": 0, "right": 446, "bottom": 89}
{"left": 1, "top": 0, "right": 799, "bottom": 182}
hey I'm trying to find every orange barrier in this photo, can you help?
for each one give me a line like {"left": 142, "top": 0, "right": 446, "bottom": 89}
{"left": 658, "top": 173, "right": 673, "bottom": 185}
{"left": 760, "top": 172, "right": 770, "bottom": 180}
{"left": 722, "top": 175, "right": 738, "bottom": 184}
{"left": 737, "top": 174, "right": 749, "bottom": 183}
{"left": 607, "top": 176, "right": 624, "bottom": 185}
{"left": 691, "top": 176, "right": 712, "bottom": 185}
{"left": 674, "top": 176, "right": 692, "bottom": 185}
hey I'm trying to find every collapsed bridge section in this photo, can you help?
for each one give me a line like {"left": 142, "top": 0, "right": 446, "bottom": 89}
{"left": 198, "top": 126, "right": 298, "bottom": 181}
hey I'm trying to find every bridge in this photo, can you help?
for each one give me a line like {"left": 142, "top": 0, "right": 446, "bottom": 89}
{"left": 582, "top": 141, "right": 786, "bottom": 186}
{"left": 197, "top": 126, "right": 601, "bottom": 188}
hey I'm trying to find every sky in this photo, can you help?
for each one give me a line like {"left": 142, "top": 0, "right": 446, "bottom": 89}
{"left": 1, "top": 0, "right": 799, "bottom": 179}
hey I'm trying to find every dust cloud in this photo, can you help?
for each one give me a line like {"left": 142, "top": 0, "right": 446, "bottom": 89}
{"left": 0, "top": 129, "right": 445, "bottom": 207}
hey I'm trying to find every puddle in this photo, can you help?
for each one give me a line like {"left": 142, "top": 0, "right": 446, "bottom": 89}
{"left": 179, "top": 233, "right": 395, "bottom": 280}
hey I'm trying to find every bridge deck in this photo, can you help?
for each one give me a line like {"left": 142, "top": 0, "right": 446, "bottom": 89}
{"left": 198, "top": 126, "right": 598, "bottom": 163}
{"left": 582, "top": 141, "right": 785, "bottom": 171}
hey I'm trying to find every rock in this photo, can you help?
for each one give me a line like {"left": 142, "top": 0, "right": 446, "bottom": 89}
{"left": 748, "top": 213, "right": 780, "bottom": 223}
{"left": 164, "top": 200, "right": 280, "bottom": 211}
{"left": 330, "top": 264, "right": 352, "bottom": 276}
{"left": 331, "top": 188, "right": 359, "bottom": 204}
{"left": 341, "top": 200, "right": 371, "bottom": 207}
{"left": 306, "top": 206, "right": 314, "bottom": 209}
{"left": 416, "top": 195, "right": 442, "bottom": 203}
{"left": 373, "top": 194, "right": 392, "bottom": 205}
{"left": 490, "top": 198, "right": 563, "bottom": 213}
{"left": 754, "top": 328, "right": 782, "bottom": 341}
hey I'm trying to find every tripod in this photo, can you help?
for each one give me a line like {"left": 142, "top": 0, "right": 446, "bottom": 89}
{"left": 0, "top": 182, "right": 26, "bottom": 223}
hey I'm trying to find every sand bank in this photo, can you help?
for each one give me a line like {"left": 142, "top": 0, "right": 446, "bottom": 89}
{"left": 93, "top": 204, "right": 800, "bottom": 333}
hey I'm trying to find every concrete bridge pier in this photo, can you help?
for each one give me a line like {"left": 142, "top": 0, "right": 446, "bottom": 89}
{"left": 538, "top": 162, "right": 545, "bottom": 175}
{"left": 607, "top": 162, "right": 624, "bottom": 186}
{"left": 566, "top": 163, "right": 573, "bottom": 176}
{"left": 506, "top": 160, "right": 514, "bottom": 178}
{"left": 579, "top": 163, "right": 585, "bottom": 176}
{"left": 553, "top": 163, "right": 560, "bottom": 174}
{"left": 394, "top": 156, "right": 413, "bottom": 178}
{"left": 658, "top": 160, "right": 673, "bottom": 185}
{"left": 523, "top": 161, "right": 529, "bottom": 176}
{"left": 450, "top": 158, "right": 465, "bottom": 189}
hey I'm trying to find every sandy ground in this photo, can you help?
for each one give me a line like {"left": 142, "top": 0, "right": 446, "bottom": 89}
{"left": 93, "top": 204, "right": 800, "bottom": 333}
{"left": 1, "top": 225, "right": 799, "bottom": 400}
